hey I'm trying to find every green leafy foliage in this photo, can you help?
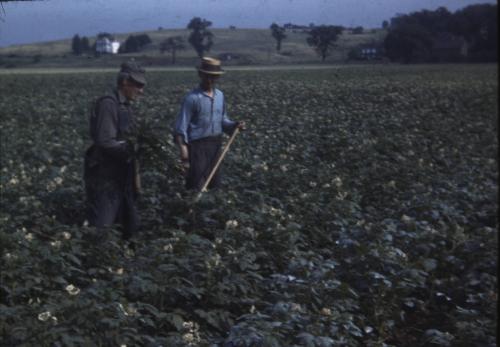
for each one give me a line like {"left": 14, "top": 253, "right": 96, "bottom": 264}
{"left": 187, "top": 17, "right": 214, "bottom": 58}
{"left": 384, "top": 4, "right": 498, "bottom": 63}
{"left": 0, "top": 65, "right": 497, "bottom": 346}
{"left": 306, "top": 25, "right": 343, "bottom": 61}
{"left": 270, "top": 23, "right": 287, "bottom": 53}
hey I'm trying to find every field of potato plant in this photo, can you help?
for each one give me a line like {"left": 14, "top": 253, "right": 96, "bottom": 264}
{"left": 0, "top": 64, "right": 497, "bottom": 346}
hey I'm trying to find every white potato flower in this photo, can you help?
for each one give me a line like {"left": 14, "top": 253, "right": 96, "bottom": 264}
{"left": 225, "top": 220, "right": 239, "bottom": 228}
{"left": 182, "top": 333, "right": 195, "bottom": 343}
{"left": 38, "top": 311, "right": 52, "bottom": 322}
{"left": 183, "top": 321, "right": 195, "bottom": 330}
{"left": 321, "top": 308, "right": 332, "bottom": 316}
{"left": 333, "top": 176, "right": 343, "bottom": 187}
{"left": 65, "top": 284, "right": 80, "bottom": 296}
{"left": 401, "top": 215, "right": 412, "bottom": 224}
{"left": 269, "top": 207, "right": 283, "bottom": 216}
{"left": 50, "top": 240, "right": 61, "bottom": 248}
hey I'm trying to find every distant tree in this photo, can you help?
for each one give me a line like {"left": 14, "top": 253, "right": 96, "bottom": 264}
{"left": 270, "top": 23, "right": 287, "bottom": 52}
{"left": 382, "top": 5, "right": 497, "bottom": 63}
{"left": 187, "top": 17, "right": 214, "bottom": 58}
{"left": 160, "top": 36, "right": 185, "bottom": 64}
{"left": 121, "top": 35, "right": 140, "bottom": 53}
{"left": 449, "top": 4, "right": 497, "bottom": 61}
{"left": 384, "top": 20, "right": 432, "bottom": 63}
{"left": 412, "top": 7, "right": 452, "bottom": 35}
{"left": 71, "top": 34, "right": 82, "bottom": 55}
{"left": 382, "top": 20, "right": 389, "bottom": 29}
{"left": 352, "top": 26, "right": 364, "bottom": 34}
{"left": 136, "top": 34, "right": 152, "bottom": 48}
{"left": 119, "top": 34, "right": 151, "bottom": 53}
{"left": 80, "top": 36, "right": 90, "bottom": 53}
{"left": 306, "top": 25, "right": 343, "bottom": 61}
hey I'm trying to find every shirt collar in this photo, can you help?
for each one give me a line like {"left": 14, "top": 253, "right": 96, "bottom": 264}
{"left": 197, "top": 87, "right": 217, "bottom": 99}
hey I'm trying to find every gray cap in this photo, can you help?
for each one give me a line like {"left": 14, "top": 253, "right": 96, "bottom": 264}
{"left": 120, "top": 60, "right": 146, "bottom": 85}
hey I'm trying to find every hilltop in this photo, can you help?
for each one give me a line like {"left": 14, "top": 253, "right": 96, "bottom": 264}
{"left": 0, "top": 27, "right": 386, "bottom": 68}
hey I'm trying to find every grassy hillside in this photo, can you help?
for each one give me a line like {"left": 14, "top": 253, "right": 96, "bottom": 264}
{"left": 0, "top": 27, "right": 386, "bottom": 68}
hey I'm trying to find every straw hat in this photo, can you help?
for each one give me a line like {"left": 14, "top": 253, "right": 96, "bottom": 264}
{"left": 197, "top": 57, "right": 224, "bottom": 75}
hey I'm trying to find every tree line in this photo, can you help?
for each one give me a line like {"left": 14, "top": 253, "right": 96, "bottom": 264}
{"left": 384, "top": 3, "right": 497, "bottom": 63}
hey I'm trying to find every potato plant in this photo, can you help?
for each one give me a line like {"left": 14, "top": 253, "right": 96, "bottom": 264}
{"left": 0, "top": 65, "right": 497, "bottom": 346}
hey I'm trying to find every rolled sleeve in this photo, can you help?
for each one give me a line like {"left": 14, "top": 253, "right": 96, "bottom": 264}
{"left": 174, "top": 95, "right": 194, "bottom": 144}
{"left": 221, "top": 96, "right": 237, "bottom": 134}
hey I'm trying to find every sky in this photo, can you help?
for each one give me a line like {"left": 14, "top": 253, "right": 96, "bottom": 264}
{"left": 0, "top": 0, "right": 496, "bottom": 47}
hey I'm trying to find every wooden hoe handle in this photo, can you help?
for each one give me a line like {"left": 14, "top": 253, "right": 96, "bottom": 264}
{"left": 199, "top": 127, "right": 240, "bottom": 195}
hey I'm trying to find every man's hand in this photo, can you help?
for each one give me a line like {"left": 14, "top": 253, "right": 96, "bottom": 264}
{"left": 180, "top": 158, "right": 190, "bottom": 176}
{"left": 174, "top": 134, "right": 190, "bottom": 176}
{"left": 236, "top": 121, "right": 247, "bottom": 131}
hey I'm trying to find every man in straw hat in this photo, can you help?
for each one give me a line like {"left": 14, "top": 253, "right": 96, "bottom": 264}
{"left": 173, "top": 57, "right": 245, "bottom": 191}
{"left": 84, "top": 60, "right": 146, "bottom": 240}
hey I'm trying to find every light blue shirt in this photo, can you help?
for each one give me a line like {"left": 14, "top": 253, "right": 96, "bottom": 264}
{"left": 174, "top": 87, "right": 236, "bottom": 144}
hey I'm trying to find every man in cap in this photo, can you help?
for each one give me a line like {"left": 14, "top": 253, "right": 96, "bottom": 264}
{"left": 84, "top": 60, "right": 146, "bottom": 240}
{"left": 173, "top": 57, "right": 245, "bottom": 191}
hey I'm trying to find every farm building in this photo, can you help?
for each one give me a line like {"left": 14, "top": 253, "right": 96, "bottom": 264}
{"left": 95, "top": 37, "right": 120, "bottom": 54}
{"left": 349, "top": 43, "right": 385, "bottom": 60}
{"left": 360, "top": 46, "right": 379, "bottom": 59}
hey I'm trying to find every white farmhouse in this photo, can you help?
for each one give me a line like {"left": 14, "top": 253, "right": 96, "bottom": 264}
{"left": 96, "top": 37, "right": 120, "bottom": 54}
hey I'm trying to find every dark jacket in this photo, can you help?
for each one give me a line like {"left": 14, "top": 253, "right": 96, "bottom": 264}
{"left": 84, "top": 89, "right": 140, "bottom": 238}
{"left": 85, "top": 90, "right": 136, "bottom": 185}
